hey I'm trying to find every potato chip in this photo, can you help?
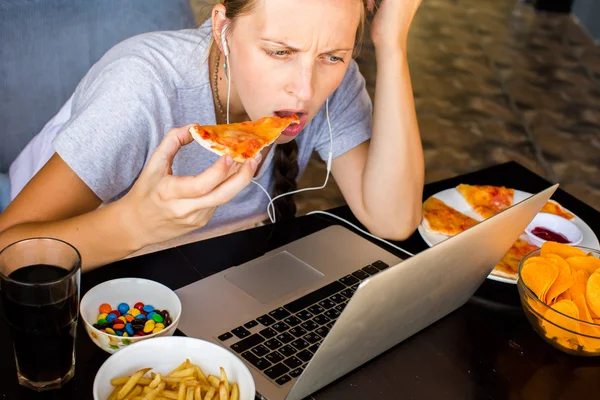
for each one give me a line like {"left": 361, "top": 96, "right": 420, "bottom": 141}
{"left": 572, "top": 292, "right": 600, "bottom": 351}
{"left": 566, "top": 255, "right": 600, "bottom": 276}
{"left": 544, "top": 254, "right": 574, "bottom": 304}
{"left": 586, "top": 270, "right": 600, "bottom": 318}
{"left": 542, "top": 300, "right": 580, "bottom": 344}
{"left": 522, "top": 258, "right": 559, "bottom": 302}
{"left": 554, "top": 290, "right": 572, "bottom": 303}
{"left": 571, "top": 269, "right": 590, "bottom": 296}
{"left": 541, "top": 242, "right": 586, "bottom": 259}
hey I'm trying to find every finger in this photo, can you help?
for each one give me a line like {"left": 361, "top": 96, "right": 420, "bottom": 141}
{"left": 203, "top": 158, "right": 259, "bottom": 205}
{"left": 367, "top": 0, "right": 376, "bottom": 13}
{"left": 181, "top": 158, "right": 258, "bottom": 210}
{"left": 147, "top": 124, "right": 197, "bottom": 173}
{"left": 163, "top": 155, "right": 236, "bottom": 199}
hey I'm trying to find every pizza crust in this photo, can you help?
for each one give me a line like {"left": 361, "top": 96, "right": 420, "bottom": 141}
{"left": 490, "top": 265, "right": 518, "bottom": 280}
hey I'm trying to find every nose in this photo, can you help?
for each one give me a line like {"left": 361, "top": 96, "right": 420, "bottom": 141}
{"left": 285, "top": 64, "right": 315, "bottom": 103}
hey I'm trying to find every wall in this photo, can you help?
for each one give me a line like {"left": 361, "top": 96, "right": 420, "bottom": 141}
{"left": 573, "top": 0, "right": 600, "bottom": 43}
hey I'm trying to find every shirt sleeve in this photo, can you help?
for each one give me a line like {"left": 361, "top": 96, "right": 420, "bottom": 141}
{"left": 53, "top": 56, "right": 168, "bottom": 202}
{"left": 314, "top": 60, "right": 373, "bottom": 161}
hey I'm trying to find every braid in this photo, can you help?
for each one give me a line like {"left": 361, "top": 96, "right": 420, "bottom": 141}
{"left": 271, "top": 141, "right": 299, "bottom": 221}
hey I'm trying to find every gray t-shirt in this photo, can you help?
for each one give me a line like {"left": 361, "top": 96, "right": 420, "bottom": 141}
{"left": 53, "top": 20, "right": 372, "bottom": 230}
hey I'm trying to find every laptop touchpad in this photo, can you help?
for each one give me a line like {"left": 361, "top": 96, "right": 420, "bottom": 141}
{"left": 224, "top": 251, "right": 324, "bottom": 304}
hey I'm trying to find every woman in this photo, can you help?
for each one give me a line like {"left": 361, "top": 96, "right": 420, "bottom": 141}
{"left": 0, "top": 0, "right": 424, "bottom": 271}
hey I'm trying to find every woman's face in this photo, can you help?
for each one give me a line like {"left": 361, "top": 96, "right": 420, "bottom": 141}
{"left": 225, "top": 0, "right": 362, "bottom": 144}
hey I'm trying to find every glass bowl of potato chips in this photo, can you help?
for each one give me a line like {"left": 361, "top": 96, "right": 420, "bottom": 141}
{"left": 518, "top": 242, "right": 600, "bottom": 356}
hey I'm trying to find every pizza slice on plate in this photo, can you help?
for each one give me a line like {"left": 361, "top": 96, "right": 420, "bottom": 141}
{"left": 422, "top": 196, "right": 479, "bottom": 236}
{"left": 540, "top": 199, "right": 575, "bottom": 220}
{"left": 492, "top": 238, "right": 538, "bottom": 280}
{"left": 189, "top": 115, "right": 299, "bottom": 162}
{"left": 456, "top": 184, "right": 514, "bottom": 219}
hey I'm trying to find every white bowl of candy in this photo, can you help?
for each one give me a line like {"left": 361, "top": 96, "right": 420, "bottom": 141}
{"left": 525, "top": 212, "right": 583, "bottom": 248}
{"left": 80, "top": 278, "right": 182, "bottom": 354}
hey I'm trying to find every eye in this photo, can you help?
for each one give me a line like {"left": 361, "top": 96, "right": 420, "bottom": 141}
{"left": 266, "top": 49, "right": 292, "bottom": 59}
{"left": 324, "top": 55, "right": 344, "bottom": 64}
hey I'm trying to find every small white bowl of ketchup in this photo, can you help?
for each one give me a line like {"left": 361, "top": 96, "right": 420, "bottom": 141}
{"left": 525, "top": 212, "right": 583, "bottom": 247}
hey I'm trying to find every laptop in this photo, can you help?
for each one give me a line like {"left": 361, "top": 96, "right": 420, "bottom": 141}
{"left": 176, "top": 184, "right": 558, "bottom": 400}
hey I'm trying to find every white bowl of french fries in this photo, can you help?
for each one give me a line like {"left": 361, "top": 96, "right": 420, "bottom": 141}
{"left": 93, "top": 336, "right": 255, "bottom": 400}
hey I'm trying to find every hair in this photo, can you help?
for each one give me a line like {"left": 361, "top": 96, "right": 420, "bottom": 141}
{"left": 215, "top": 0, "right": 367, "bottom": 221}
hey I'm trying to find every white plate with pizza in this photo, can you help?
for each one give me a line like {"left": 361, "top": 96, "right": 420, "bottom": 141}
{"left": 417, "top": 184, "right": 600, "bottom": 284}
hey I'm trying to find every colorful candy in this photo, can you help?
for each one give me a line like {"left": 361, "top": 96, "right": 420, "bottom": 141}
{"left": 152, "top": 313, "right": 163, "bottom": 323}
{"left": 99, "top": 303, "right": 112, "bottom": 314}
{"left": 93, "top": 302, "right": 172, "bottom": 338}
{"left": 143, "top": 305, "right": 154, "bottom": 313}
{"left": 117, "top": 303, "right": 129, "bottom": 315}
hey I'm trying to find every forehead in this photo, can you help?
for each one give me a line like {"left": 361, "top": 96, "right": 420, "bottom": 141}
{"left": 234, "top": 0, "right": 362, "bottom": 48}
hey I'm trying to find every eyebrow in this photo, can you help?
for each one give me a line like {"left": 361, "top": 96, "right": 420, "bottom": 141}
{"left": 259, "top": 38, "right": 352, "bottom": 53}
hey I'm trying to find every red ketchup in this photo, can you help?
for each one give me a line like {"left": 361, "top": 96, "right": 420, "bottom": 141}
{"left": 531, "top": 227, "right": 570, "bottom": 243}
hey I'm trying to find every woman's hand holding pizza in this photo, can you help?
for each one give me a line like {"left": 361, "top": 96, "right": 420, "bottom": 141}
{"left": 367, "top": 0, "right": 423, "bottom": 51}
{"left": 120, "top": 125, "right": 259, "bottom": 248}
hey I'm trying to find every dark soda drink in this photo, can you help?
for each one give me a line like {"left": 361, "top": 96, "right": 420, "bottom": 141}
{"left": 1, "top": 264, "right": 79, "bottom": 383}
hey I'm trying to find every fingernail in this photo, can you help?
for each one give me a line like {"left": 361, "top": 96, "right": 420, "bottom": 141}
{"left": 254, "top": 152, "right": 262, "bottom": 163}
{"left": 224, "top": 155, "right": 233, "bottom": 166}
{"left": 249, "top": 158, "right": 258, "bottom": 170}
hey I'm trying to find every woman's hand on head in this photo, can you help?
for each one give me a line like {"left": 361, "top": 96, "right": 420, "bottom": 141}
{"left": 367, "top": 0, "right": 423, "bottom": 50}
{"left": 121, "top": 124, "right": 259, "bottom": 247}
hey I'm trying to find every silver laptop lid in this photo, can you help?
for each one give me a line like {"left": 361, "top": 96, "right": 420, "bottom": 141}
{"left": 286, "top": 185, "right": 558, "bottom": 400}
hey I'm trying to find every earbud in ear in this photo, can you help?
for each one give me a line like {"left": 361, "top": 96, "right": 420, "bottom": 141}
{"left": 220, "top": 25, "right": 230, "bottom": 57}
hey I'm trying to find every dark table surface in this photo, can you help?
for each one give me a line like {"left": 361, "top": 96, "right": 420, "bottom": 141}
{"left": 1, "top": 161, "right": 599, "bottom": 400}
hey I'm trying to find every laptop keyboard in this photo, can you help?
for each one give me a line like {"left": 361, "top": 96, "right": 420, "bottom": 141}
{"left": 216, "top": 260, "right": 390, "bottom": 386}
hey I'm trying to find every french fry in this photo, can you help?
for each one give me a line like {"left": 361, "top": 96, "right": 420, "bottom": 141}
{"left": 207, "top": 375, "right": 220, "bottom": 389}
{"left": 218, "top": 382, "right": 228, "bottom": 400}
{"left": 149, "top": 373, "right": 162, "bottom": 389}
{"left": 219, "top": 367, "right": 230, "bottom": 396}
{"left": 167, "top": 361, "right": 189, "bottom": 376}
{"left": 162, "top": 377, "right": 186, "bottom": 384}
{"left": 230, "top": 383, "right": 239, "bottom": 400}
{"left": 178, "top": 382, "right": 186, "bottom": 400}
{"left": 112, "top": 377, "right": 153, "bottom": 386}
{"left": 193, "top": 365, "right": 210, "bottom": 386}
{"left": 171, "top": 368, "right": 195, "bottom": 379}
{"left": 142, "top": 382, "right": 166, "bottom": 400}
{"left": 124, "top": 386, "right": 143, "bottom": 400}
{"left": 119, "top": 368, "right": 152, "bottom": 400}
{"left": 109, "top": 385, "right": 124, "bottom": 400}
{"left": 186, "top": 387, "right": 195, "bottom": 400}
{"left": 203, "top": 387, "right": 216, "bottom": 400}
{"left": 158, "top": 390, "right": 179, "bottom": 400}
{"left": 109, "top": 361, "right": 239, "bottom": 400}
{"left": 134, "top": 397, "right": 172, "bottom": 400}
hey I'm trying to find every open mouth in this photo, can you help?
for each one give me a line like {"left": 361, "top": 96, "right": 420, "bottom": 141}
{"left": 274, "top": 110, "right": 307, "bottom": 137}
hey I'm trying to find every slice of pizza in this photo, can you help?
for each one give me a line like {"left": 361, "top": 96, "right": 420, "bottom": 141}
{"left": 189, "top": 115, "right": 299, "bottom": 162}
{"left": 422, "top": 196, "right": 479, "bottom": 236}
{"left": 540, "top": 199, "right": 575, "bottom": 220}
{"left": 456, "top": 184, "right": 514, "bottom": 219}
{"left": 492, "top": 238, "right": 538, "bottom": 280}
